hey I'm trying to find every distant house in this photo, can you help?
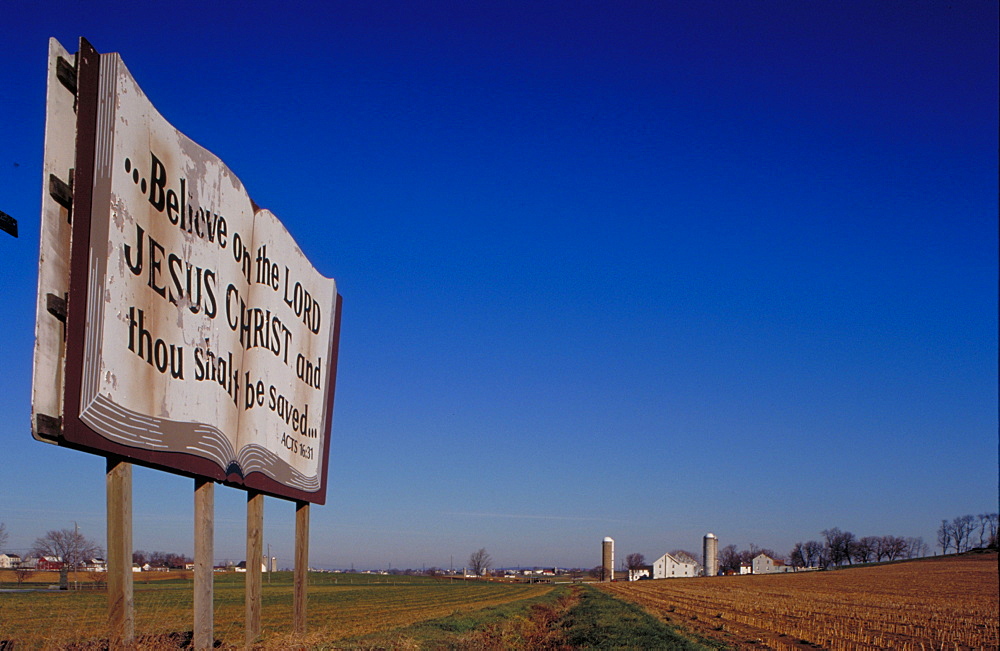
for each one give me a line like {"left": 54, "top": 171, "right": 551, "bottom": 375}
{"left": 36, "top": 556, "right": 64, "bottom": 571}
{"left": 0, "top": 553, "right": 21, "bottom": 569}
{"left": 652, "top": 553, "right": 698, "bottom": 579}
{"left": 84, "top": 558, "right": 107, "bottom": 572}
{"left": 739, "top": 562, "right": 752, "bottom": 575}
{"left": 628, "top": 565, "right": 653, "bottom": 581}
{"left": 752, "top": 553, "right": 794, "bottom": 574}
{"left": 235, "top": 560, "right": 267, "bottom": 573}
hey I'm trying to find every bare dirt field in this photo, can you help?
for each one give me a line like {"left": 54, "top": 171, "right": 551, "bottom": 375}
{"left": 599, "top": 551, "right": 998, "bottom": 650}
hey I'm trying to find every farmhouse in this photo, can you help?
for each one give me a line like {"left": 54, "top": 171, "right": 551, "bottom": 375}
{"left": 752, "top": 553, "right": 794, "bottom": 574}
{"left": 628, "top": 565, "right": 653, "bottom": 581}
{"left": 652, "top": 552, "right": 698, "bottom": 579}
{"left": 84, "top": 558, "right": 107, "bottom": 572}
{"left": 235, "top": 560, "right": 268, "bottom": 573}
{"left": 0, "top": 553, "right": 21, "bottom": 568}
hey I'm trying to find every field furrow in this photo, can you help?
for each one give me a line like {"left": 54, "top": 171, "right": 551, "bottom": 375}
{"left": 599, "top": 552, "right": 998, "bottom": 651}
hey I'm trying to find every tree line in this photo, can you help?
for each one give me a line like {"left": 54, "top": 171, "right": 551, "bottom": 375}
{"left": 937, "top": 513, "right": 998, "bottom": 554}
{"left": 716, "top": 533, "right": 926, "bottom": 572}
{"left": 787, "top": 529, "right": 928, "bottom": 568}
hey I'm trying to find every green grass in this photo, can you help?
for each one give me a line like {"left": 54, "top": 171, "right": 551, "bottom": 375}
{"left": 335, "top": 584, "right": 573, "bottom": 648}
{"left": 560, "top": 586, "right": 721, "bottom": 650}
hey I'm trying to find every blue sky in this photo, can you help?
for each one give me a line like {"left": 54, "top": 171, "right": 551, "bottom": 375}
{"left": 1, "top": 1, "right": 996, "bottom": 570}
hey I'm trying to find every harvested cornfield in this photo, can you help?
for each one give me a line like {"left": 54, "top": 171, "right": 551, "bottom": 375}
{"left": 599, "top": 552, "right": 998, "bottom": 650}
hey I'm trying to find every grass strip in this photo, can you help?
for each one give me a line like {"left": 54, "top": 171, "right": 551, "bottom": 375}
{"left": 330, "top": 584, "right": 568, "bottom": 649}
{"left": 560, "top": 585, "right": 722, "bottom": 650}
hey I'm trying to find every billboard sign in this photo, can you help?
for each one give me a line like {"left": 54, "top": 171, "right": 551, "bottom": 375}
{"left": 32, "top": 39, "right": 341, "bottom": 504}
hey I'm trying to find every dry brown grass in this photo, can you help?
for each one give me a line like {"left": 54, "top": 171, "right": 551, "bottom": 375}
{"left": 599, "top": 552, "right": 999, "bottom": 650}
{"left": 0, "top": 574, "right": 552, "bottom": 649}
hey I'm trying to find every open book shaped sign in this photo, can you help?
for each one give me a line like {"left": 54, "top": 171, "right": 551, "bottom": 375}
{"left": 32, "top": 39, "right": 341, "bottom": 504}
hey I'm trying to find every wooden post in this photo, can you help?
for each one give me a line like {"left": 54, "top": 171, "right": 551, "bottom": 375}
{"left": 293, "top": 500, "right": 309, "bottom": 635}
{"left": 194, "top": 479, "right": 214, "bottom": 650}
{"left": 246, "top": 491, "right": 264, "bottom": 646}
{"left": 106, "top": 457, "right": 134, "bottom": 645}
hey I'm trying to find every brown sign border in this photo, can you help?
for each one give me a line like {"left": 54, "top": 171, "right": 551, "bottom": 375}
{"left": 58, "top": 39, "right": 340, "bottom": 505}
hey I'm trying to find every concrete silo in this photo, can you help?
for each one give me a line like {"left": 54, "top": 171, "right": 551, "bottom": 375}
{"left": 703, "top": 533, "right": 718, "bottom": 577}
{"left": 602, "top": 537, "right": 614, "bottom": 582}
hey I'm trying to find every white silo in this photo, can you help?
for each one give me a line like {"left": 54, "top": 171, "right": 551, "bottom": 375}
{"left": 602, "top": 536, "right": 614, "bottom": 582}
{"left": 703, "top": 533, "right": 718, "bottom": 577}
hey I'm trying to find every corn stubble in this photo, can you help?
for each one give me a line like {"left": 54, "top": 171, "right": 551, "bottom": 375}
{"left": 599, "top": 552, "right": 998, "bottom": 650}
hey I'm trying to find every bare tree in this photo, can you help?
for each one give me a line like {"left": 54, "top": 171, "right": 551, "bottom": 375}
{"left": 937, "top": 519, "right": 952, "bottom": 554}
{"left": 88, "top": 570, "right": 107, "bottom": 589}
{"left": 853, "top": 537, "right": 878, "bottom": 564}
{"left": 468, "top": 548, "right": 492, "bottom": 577}
{"left": 31, "top": 527, "right": 103, "bottom": 589}
{"left": 14, "top": 566, "right": 34, "bottom": 587}
{"left": 974, "top": 513, "right": 998, "bottom": 549}
{"left": 951, "top": 515, "right": 976, "bottom": 553}
{"left": 803, "top": 540, "right": 824, "bottom": 568}
{"left": 789, "top": 542, "right": 806, "bottom": 568}
{"left": 625, "top": 553, "right": 646, "bottom": 570}
{"left": 882, "top": 536, "right": 907, "bottom": 561}
{"left": 822, "top": 528, "right": 856, "bottom": 566}
{"left": 718, "top": 545, "right": 741, "bottom": 574}
{"left": 903, "top": 537, "right": 926, "bottom": 559}
{"left": 588, "top": 565, "right": 608, "bottom": 581}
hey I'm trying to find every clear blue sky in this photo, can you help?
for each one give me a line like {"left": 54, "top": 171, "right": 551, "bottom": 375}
{"left": 1, "top": 1, "right": 996, "bottom": 570}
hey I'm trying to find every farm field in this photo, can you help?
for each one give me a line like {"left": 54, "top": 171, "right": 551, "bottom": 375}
{"left": 0, "top": 572, "right": 554, "bottom": 648}
{"left": 599, "top": 551, "right": 999, "bottom": 651}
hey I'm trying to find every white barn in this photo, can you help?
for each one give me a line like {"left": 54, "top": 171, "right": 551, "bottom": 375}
{"left": 652, "top": 552, "right": 698, "bottom": 579}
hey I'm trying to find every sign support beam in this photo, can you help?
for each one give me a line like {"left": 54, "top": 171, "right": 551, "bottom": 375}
{"left": 246, "top": 490, "right": 264, "bottom": 645}
{"left": 294, "top": 500, "right": 309, "bottom": 635}
{"left": 106, "top": 457, "right": 133, "bottom": 645}
{"left": 194, "top": 479, "right": 214, "bottom": 650}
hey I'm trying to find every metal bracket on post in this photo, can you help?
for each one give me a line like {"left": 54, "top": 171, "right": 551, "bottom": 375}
{"left": 46, "top": 293, "right": 67, "bottom": 323}
{"left": 56, "top": 56, "right": 77, "bottom": 96}
{"left": 49, "top": 173, "right": 73, "bottom": 221}
{"left": 0, "top": 210, "right": 17, "bottom": 238}
{"left": 35, "top": 414, "right": 61, "bottom": 442}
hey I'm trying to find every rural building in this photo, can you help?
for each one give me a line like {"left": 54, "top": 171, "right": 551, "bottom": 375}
{"left": 628, "top": 565, "right": 653, "bottom": 581}
{"left": 652, "top": 552, "right": 698, "bottom": 579}
{"left": 35, "top": 556, "right": 64, "bottom": 571}
{"left": 0, "top": 553, "right": 21, "bottom": 568}
{"left": 235, "top": 560, "right": 268, "bottom": 572}
{"left": 739, "top": 562, "right": 752, "bottom": 575}
{"left": 752, "top": 553, "right": 794, "bottom": 574}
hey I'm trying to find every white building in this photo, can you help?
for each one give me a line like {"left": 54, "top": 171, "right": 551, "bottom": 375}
{"left": 652, "top": 552, "right": 698, "bottom": 579}
{"left": 628, "top": 565, "right": 652, "bottom": 581}
{"left": 752, "top": 553, "right": 794, "bottom": 574}
{"left": 0, "top": 553, "right": 21, "bottom": 568}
